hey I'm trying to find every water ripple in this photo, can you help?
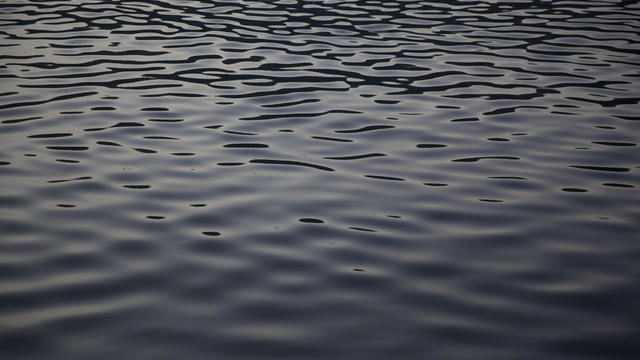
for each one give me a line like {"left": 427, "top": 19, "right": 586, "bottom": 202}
{"left": 1, "top": 1, "right": 639, "bottom": 359}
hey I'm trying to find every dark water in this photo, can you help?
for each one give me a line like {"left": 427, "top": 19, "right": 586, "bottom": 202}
{"left": 1, "top": 1, "right": 639, "bottom": 359}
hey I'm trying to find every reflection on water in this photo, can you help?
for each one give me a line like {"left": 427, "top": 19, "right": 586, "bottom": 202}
{"left": 1, "top": 1, "right": 639, "bottom": 359}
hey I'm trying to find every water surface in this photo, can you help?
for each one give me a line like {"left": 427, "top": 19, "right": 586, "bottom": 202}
{"left": 1, "top": 1, "right": 639, "bottom": 359}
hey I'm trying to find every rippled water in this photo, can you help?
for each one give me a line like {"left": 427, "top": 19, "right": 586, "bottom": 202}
{"left": 1, "top": 1, "right": 639, "bottom": 359}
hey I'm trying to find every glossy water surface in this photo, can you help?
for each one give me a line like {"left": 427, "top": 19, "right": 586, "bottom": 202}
{"left": 1, "top": 1, "right": 639, "bottom": 359}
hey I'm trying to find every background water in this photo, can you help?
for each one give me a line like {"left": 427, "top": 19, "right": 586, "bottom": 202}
{"left": 1, "top": 1, "right": 639, "bottom": 359}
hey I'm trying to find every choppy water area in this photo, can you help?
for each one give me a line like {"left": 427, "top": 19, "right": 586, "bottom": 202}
{"left": 1, "top": 0, "right": 639, "bottom": 359}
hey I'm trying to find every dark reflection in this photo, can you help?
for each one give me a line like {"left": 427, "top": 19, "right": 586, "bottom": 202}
{"left": 323, "top": 153, "right": 385, "bottom": 160}
{"left": 249, "top": 159, "right": 334, "bottom": 172}
{"left": 423, "top": 183, "right": 448, "bottom": 187}
{"left": 571, "top": 165, "right": 629, "bottom": 172}
{"left": 602, "top": 183, "right": 634, "bottom": 188}
{"left": 143, "top": 136, "right": 179, "bottom": 140}
{"left": 133, "top": 148, "right": 157, "bottom": 153}
{"left": 349, "top": 226, "right": 376, "bottom": 233}
{"left": 335, "top": 125, "right": 395, "bottom": 133}
{"left": 311, "top": 136, "right": 353, "bottom": 143}
{"left": 299, "top": 218, "right": 324, "bottom": 224}
{"left": 217, "top": 162, "right": 244, "bottom": 166}
{"left": 592, "top": 141, "right": 636, "bottom": 147}
{"left": 46, "top": 146, "right": 89, "bottom": 151}
{"left": 56, "top": 204, "right": 76, "bottom": 208}
{"left": 202, "top": 231, "right": 221, "bottom": 236}
{"left": 111, "top": 122, "right": 145, "bottom": 128}
{"left": 224, "top": 143, "right": 269, "bottom": 148}
{"left": 123, "top": 185, "right": 151, "bottom": 189}
{"left": 48, "top": 176, "right": 92, "bottom": 183}
{"left": 562, "top": 188, "right": 588, "bottom": 193}
{"left": 452, "top": 156, "right": 520, "bottom": 162}
{"left": 28, "top": 133, "right": 73, "bottom": 138}
{"left": 364, "top": 175, "right": 405, "bottom": 181}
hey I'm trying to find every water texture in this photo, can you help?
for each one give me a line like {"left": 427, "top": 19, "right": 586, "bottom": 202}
{"left": 1, "top": 1, "right": 639, "bottom": 359}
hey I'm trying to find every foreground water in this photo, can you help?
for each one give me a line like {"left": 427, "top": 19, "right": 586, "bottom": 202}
{"left": 1, "top": 1, "right": 639, "bottom": 359}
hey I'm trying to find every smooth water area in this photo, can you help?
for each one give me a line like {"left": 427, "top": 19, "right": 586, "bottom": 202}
{"left": 1, "top": 1, "right": 639, "bottom": 359}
